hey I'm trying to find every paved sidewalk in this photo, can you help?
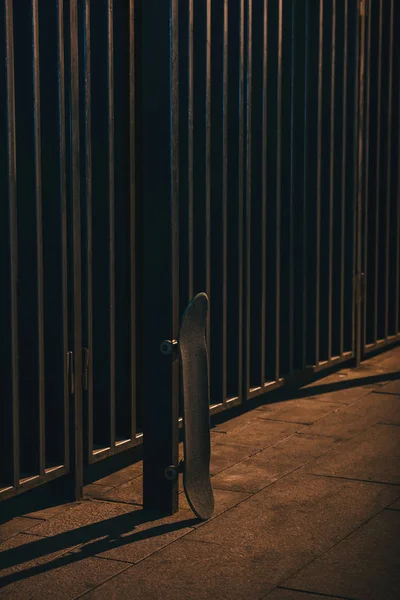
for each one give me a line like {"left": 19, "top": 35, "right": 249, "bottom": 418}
{"left": 0, "top": 347, "right": 399, "bottom": 599}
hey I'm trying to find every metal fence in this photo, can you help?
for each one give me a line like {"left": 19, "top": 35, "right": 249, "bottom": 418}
{"left": 1, "top": 0, "right": 399, "bottom": 513}
{"left": 0, "top": 0, "right": 141, "bottom": 502}
{"left": 361, "top": 0, "right": 400, "bottom": 355}
{"left": 1, "top": 0, "right": 72, "bottom": 500}
{"left": 176, "top": 0, "right": 360, "bottom": 414}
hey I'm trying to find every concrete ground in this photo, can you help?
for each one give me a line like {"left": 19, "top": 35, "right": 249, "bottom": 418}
{"left": 0, "top": 346, "right": 399, "bottom": 599}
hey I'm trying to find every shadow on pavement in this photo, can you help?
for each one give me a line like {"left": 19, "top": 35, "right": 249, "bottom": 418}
{"left": 281, "top": 370, "right": 400, "bottom": 400}
{"left": 0, "top": 508, "right": 199, "bottom": 589}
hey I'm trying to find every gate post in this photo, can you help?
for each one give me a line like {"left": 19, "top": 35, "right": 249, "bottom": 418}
{"left": 140, "top": 0, "right": 180, "bottom": 515}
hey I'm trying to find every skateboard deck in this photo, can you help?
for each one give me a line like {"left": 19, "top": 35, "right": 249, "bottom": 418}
{"left": 178, "top": 292, "right": 214, "bottom": 521}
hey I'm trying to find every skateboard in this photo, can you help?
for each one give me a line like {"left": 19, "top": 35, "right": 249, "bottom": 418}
{"left": 161, "top": 292, "right": 214, "bottom": 521}
{"left": 179, "top": 292, "right": 214, "bottom": 520}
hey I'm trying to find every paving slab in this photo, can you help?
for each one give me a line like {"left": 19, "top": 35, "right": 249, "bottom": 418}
{"left": 301, "top": 392, "right": 400, "bottom": 440}
{"left": 369, "top": 346, "right": 400, "bottom": 367}
{"left": 0, "top": 516, "right": 42, "bottom": 543}
{"left": 264, "top": 589, "right": 348, "bottom": 600}
{"left": 378, "top": 378, "right": 400, "bottom": 396}
{"left": 0, "top": 530, "right": 128, "bottom": 599}
{"left": 282, "top": 509, "right": 400, "bottom": 600}
{"left": 222, "top": 419, "right": 300, "bottom": 448}
{"left": 24, "top": 502, "right": 80, "bottom": 522}
{"left": 299, "top": 383, "right": 371, "bottom": 405}
{"left": 81, "top": 538, "right": 281, "bottom": 600}
{"left": 333, "top": 364, "right": 393, "bottom": 389}
{"left": 186, "top": 472, "right": 400, "bottom": 588}
{"left": 303, "top": 423, "right": 400, "bottom": 484}
{"left": 302, "top": 358, "right": 398, "bottom": 393}
{"left": 212, "top": 411, "right": 265, "bottom": 434}
{"left": 99, "top": 476, "right": 143, "bottom": 506}
{"left": 83, "top": 484, "right": 115, "bottom": 499}
{"left": 0, "top": 531, "right": 79, "bottom": 587}
{"left": 179, "top": 487, "right": 250, "bottom": 516}
{"left": 27, "top": 500, "right": 140, "bottom": 542}
{"left": 255, "top": 398, "right": 342, "bottom": 424}
{"left": 69, "top": 508, "right": 197, "bottom": 565}
{"left": 209, "top": 441, "right": 264, "bottom": 475}
{"left": 22, "top": 498, "right": 199, "bottom": 568}
{"left": 94, "top": 460, "right": 142, "bottom": 487}
{"left": 212, "top": 433, "right": 341, "bottom": 493}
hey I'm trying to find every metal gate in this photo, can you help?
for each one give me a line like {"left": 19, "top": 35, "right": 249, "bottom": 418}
{"left": 1, "top": 0, "right": 399, "bottom": 513}
{"left": 0, "top": 0, "right": 141, "bottom": 504}
{"left": 1, "top": 0, "right": 74, "bottom": 501}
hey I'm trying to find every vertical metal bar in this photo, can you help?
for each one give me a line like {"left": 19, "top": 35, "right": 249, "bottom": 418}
{"left": 108, "top": 0, "right": 116, "bottom": 450}
{"left": 362, "top": 0, "right": 371, "bottom": 352}
{"left": 275, "top": 0, "right": 283, "bottom": 381}
{"left": 352, "top": 0, "right": 361, "bottom": 359}
{"left": 205, "top": 0, "right": 211, "bottom": 348}
{"left": 373, "top": 0, "right": 383, "bottom": 344}
{"left": 5, "top": 0, "right": 20, "bottom": 488}
{"left": 58, "top": 0, "right": 69, "bottom": 468}
{"left": 355, "top": 0, "right": 366, "bottom": 365}
{"left": 261, "top": 0, "right": 267, "bottom": 385}
{"left": 396, "top": 26, "right": 400, "bottom": 336}
{"left": 69, "top": 0, "right": 83, "bottom": 500}
{"left": 315, "top": 0, "right": 323, "bottom": 366}
{"left": 244, "top": 0, "right": 252, "bottom": 396}
{"left": 288, "top": 0, "right": 295, "bottom": 374}
{"left": 129, "top": 0, "right": 136, "bottom": 439}
{"left": 32, "top": 0, "right": 45, "bottom": 476}
{"left": 302, "top": 0, "right": 309, "bottom": 369}
{"left": 238, "top": 0, "right": 245, "bottom": 399}
{"left": 188, "top": 0, "right": 194, "bottom": 300}
{"left": 340, "top": 0, "right": 349, "bottom": 357}
{"left": 222, "top": 0, "right": 228, "bottom": 403}
{"left": 384, "top": 0, "right": 394, "bottom": 340}
{"left": 84, "top": 0, "right": 93, "bottom": 456}
{"left": 328, "top": 0, "right": 336, "bottom": 361}
{"left": 142, "top": 0, "right": 179, "bottom": 515}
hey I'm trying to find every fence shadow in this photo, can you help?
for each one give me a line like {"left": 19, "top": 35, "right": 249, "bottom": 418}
{"left": 211, "top": 369, "right": 400, "bottom": 429}
{"left": 0, "top": 507, "right": 198, "bottom": 589}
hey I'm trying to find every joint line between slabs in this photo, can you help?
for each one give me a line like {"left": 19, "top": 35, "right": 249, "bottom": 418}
{"left": 307, "top": 473, "right": 400, "bottom": 486}
{"left": 275, "top": 586, "right": 359, "bottom": 600}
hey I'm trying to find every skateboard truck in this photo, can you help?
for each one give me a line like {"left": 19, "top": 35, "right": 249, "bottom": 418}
{"left": 160, "top": 293, "right": 214, "bottom": 521}
{"left": 163, "top": 460, "right": 184, "bottom": 482}
{"left": 160, "top": 339, "right": 178, "bottom": 355}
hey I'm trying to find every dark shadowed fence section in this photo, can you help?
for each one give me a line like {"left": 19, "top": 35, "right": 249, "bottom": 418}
{"left": 77, "top": 0, "right": 141, "bottom": 467}
{"left": 1, "top": 0, "right": 399, "bottom": 514}
{"left": 0, "top": 0, "right": 72, "bottom": 501}
{"left": 361, "top": 0, "right": 400, "bottom": 355}
{"left": 177, "top": 0, "right": 361, "bottom": 410}
{"left": 0, "top": 0, "right": 141, "bottom": 504}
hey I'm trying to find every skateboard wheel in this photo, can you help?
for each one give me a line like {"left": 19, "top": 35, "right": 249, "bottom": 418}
{"left": 164, "top": 465, "right": 178, "bottom": 481}
{"left": 160, "top": 339, "right": 178, "bottom": 355}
